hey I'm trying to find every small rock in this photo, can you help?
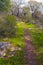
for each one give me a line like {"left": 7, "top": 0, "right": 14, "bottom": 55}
{"left": 18, "top": 48, "right": 21, "bottom": 50}
{"left": 3, "top": 53, "right": 6, "bottom": 57}
{"left": 10, "top": 47, "right": 15, "bottom": 51}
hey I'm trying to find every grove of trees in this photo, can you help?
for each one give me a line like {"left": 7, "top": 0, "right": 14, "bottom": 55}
{"left": 0, "top": 0, "right": 43, "bottom": 37}
{"left": 0, "top": 1, "right": 43, "bottom": 65}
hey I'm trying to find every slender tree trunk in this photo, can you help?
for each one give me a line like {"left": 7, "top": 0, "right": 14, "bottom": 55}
{"left": 17, "top": 7, "right": 19, "bottom": 17}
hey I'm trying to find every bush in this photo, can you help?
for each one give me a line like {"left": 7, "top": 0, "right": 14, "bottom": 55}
{"left": 0, "top": 15, "right": 16, "bottom": 37}
{"left": 21, "top": 7, "right": 32, "bottom": 23}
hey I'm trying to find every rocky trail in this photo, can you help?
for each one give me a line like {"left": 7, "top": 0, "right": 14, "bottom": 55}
{"left": 24, "top": 29, "right": 37, "bottom": 65}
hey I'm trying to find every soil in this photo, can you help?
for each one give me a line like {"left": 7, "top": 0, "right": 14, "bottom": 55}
{"left": 24, "top": 29, "right": 37, "bottom": 65}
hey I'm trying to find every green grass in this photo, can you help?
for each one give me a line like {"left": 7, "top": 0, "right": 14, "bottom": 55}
{"left": 17, "top": 22, "right": 43, "bottom": 65}
{"left": 28, "top": 29, "right": 43, "bottom": 65}
{"left": 0, "top": 21, "right": 36, "bottom": 65}
{"left": 0, "top": 22, "right": 25, "bottom": 48}
{"left": 0, "top": 37, "right": 24, "bottom": 48}
{"left": 17, "top": 21, "right": 36, "bottom": 29}
{"left": 8, "top": 37, "right": 24, "bottom": 48}
{"left": 25, "top": 23, "right": 36, "bottom": 28}
{"left": 0, "top": 50, "right": 25, "bottom": 65}
{"left": 0, "top": 21, "right": 25, "bottom": 65}
{"left": 29, "top": 29, "right": 43, "bottom": 49}
{"left": 0, "top": 21, "right": 43, "bottom": 65}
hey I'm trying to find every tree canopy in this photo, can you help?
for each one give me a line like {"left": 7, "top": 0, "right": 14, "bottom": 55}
{"left": 0, "top": 0, "right": 10, "bottom": 11}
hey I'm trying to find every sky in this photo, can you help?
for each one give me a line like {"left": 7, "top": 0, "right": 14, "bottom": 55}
{"left": 25, "top": 0, "right": 42, "bottom": 3}
{"left": 11, "top": 0, "right": 43, "bottom": 4}
{"left": 12, "top": 0, "right": 43, "bottom": 3}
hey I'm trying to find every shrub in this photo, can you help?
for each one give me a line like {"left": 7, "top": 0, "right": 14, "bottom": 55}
{"left": 0, "top": 15, "right": 16, "bottom": 37}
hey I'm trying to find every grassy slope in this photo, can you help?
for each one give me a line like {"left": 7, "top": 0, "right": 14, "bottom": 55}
{"left": 19, "top": 21, "right": 43, "bottom": 65}
{"left": 28, "top": 28, "right": 43, "bottom": 65}
{"left": 0, "top": 22, "right": 25, "bottom": 65}
{"left": 0, "top": 50, "right": 25, "bottom": 65}
{"left": 0, "top": 21, "right": 43, "bottom": 65}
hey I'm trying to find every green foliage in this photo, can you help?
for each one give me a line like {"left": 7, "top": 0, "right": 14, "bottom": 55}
{"left": 0, "top": 21, "right": 25, "bottom": 47}
{"left": 0, "top": 50, "right": 25, "bottom": 65}
{"left": 0, "top": 21, "right": 25, "bottom": 65}
{"left": 21, "top": 7, "right": 32, "bottom": 23}
{"left": 29, "top": 29, "right": 43, "bottom": 48}
{"left": 29, "top": 29, "right": 43, "bottom": 65}
{"left": 0, "top": 15, "right": 16, "bottom": 37}
{"left": 0, "top": 0, "right": 10, "bottom": 11}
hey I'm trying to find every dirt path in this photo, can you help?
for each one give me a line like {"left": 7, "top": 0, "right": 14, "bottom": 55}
{"left": 24, "top": 29, "right": 37, "bottom": 65}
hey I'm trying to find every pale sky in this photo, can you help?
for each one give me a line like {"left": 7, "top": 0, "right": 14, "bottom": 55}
{"left": 11, "top": 0, "right": 43, "bottom": 4}
{"left": 25, "top": 0, "right": 42, "bottom": 3}
{"left": 12, "top": 0, "right": 42, "bottom": 2}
